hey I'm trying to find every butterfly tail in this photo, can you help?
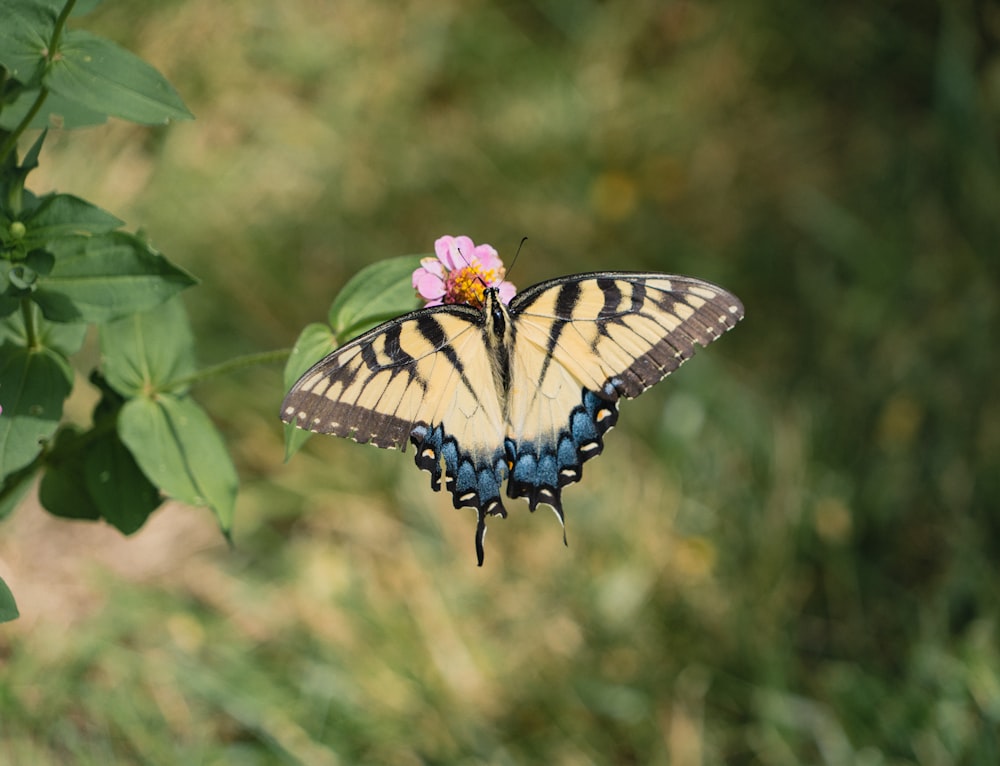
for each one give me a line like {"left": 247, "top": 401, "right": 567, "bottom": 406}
{"left": 412, "top": 423, "right": 509, "bottom": 564}
{"left": 475, "top": 512, "right": 487, "bottom": 566}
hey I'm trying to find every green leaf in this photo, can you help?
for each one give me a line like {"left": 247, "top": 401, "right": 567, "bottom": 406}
{"left": 327, "top": 255, "right": 422, "bottom": 340}
{"left": 0, "top": 0, "right": 57, "bottom": 86}
{"left": 21, "top": 125, "right": 47, "bottom": 169}
{"left": 71, "top": 0, "right": 104, "bottom": 17}
{"left": 0, "top": 343, "right": 73, "bottom": 474}
{"left": 283, "top": 322, "right": 337, "bottom": 390}
{"left": 32, "top": 231, "right": 197, "bottom": 323}
{"left": 119, "top": 394, "right": 237, "bottom": 533}
{"left": 0, "top": 130, "right": 45, "bottom": 238}
{"left": 40, "top": 390, "right": 161, "bottom": 533}
{"left": 7, "top": 261, "right": 41, "bottom": 290}
{"left": 38, "top": 315, "right": 87, "bottom": 355}
{"left": 85, "top": 419, "right": 162, "bottom": 534}
{"left": 0, "top": 297, "right": 18, "bottom": 321}
{"left": 0, "top": 459, "right": 40, "bottom": 520}
{"left": 99, "top": 296, "right": 195, "bottom": 397}
{"left": 38, "top": 426, "right": 101, "bottom": 521}
{"left": 85, "top": 382, "right": 162, "bottom": 533}
{"left": 283, "top": 418, "right": 314, "bottom": 462}
{"left": 0, "top": 575, "right": 18, "bottom": 623}
{"left": 0, "top": 305, "right": 87, "bottom": 355}
{"left": 0, "top": 88, "right": 109, "bottom": 130}
{"left": 281, "top": 322, "right": 337, "bottom": 460}
{"left": 45, "top": 29, "right": 193, "bottom": 125}
{"left": 20, "top": 193, "right": 123, "bottom": 249}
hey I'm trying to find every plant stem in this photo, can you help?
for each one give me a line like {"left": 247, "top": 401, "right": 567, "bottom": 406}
{"left": 167, "top": 348, "right": 292, "bottom": 391}
{"left": 20, "top": 299, "right": 38, "bottom": 351}
{"left": 0, "top": 90, "right": 49, "bottom": 167}
{"left": 49, "top": 0, "right": 79, "bottom": 54}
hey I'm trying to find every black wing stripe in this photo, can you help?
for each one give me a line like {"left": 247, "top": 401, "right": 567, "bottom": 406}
{"left": 416, "top": 314, "right": 481, "bottom": 404}
{"left": 554, "top": 279, "right": 582, "bottom": 319}
{"left": 536, "top": 319, "right": 565, "bottom": 391}
{"left": 630, "top": 280, "right": 647, "bottom": 313}
{"left": 360, "top": 340, "right": 380, "bottom": 372}
{"left": 414, "top": 313, "right": 449, "bottom": 351}
{"left": 534, "top": 280, "right": 584, "bottom": 387}
{"left": 381, "top": 322, "right": 418, "bottom": 368}
{"left": 597, "top": 277, "right": 623, "bottom": 317}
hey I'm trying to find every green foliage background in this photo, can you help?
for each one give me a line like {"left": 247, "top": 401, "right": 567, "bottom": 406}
{"left": 2, "top": 0, "right": 999, "bottom": 763}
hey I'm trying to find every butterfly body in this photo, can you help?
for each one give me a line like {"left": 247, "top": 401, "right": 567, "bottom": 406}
{"left": 282, "top": 272, "right": 744, "bottom": 564}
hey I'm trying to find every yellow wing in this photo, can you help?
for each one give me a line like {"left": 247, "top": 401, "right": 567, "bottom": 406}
{"left": 503, "top": 272, "right": 744, "bottom": 525}
{"left": 280, "top": 306, "right": 509, "bottom": 562}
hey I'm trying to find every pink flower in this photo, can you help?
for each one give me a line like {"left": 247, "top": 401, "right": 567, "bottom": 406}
{"left": 412, "top": 235, "right": 516, "bottom": 309}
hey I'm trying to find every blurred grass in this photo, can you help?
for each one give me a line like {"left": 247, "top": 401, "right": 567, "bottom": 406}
{"left": 2, "top": 0, "right": 999, "bottom": 763}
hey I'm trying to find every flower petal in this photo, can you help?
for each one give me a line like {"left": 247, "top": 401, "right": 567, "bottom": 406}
{"left": 471, "top": 243, "right": 500, "bottom": 270}
{"left": 434, "top": 235, "right": 460, "bottom": 271}
{"left": 426, "top": 235, "right": 511, "bottom": 307}
{"left": 418, "top": 256, "right": 444, "bottom": 279}
{"left": 413, "top": 268, "right": 446, "bottom": 301}
{"left": 497, "top": 280, "right": 517, "bottom": 304}
{"left": 451, "top": 235, "right": 479, "bottom": 270}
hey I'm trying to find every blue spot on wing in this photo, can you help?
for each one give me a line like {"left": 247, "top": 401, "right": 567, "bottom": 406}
{"left": 477, "top": 466, "right": 502, "bottom": 500}
{"left": 455, "top": 459, "right": 477, "bottom": 495}
{"left": 410, "top": 423, "right": 508, "bottom": 566}
{"left": 441, "top": 440, "right": 459, "bottom": 481}
{"left": 570, "top": 409, "right": 597, "bottom": 444}
{"left": 409, "top": 381, "right": 621, "bottom": 565}
{"left": 537, "top": 453, "right": 558, "bottom": 488}
{"left": 511, "top": 449, "right": 536, "bottom": 484}
{"left": 505, "top": 386, "right": 620, "bottom": 518}
{"left": 557, "top": 435, "right": 577, "bottom": 484}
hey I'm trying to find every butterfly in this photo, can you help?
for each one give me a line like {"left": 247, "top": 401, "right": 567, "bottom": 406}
{"left": 281, "top": 272, "right": 744, "bottom": 564}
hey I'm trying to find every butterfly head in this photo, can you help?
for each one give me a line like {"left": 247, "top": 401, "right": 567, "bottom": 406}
{"left": 483, "top": 285, "right": 510, "bottom": 333}
{"left": 485, "top": 284, "right": 503, "bottom": 313}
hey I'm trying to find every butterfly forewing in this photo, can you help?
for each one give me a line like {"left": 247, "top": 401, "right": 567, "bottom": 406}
{"left": 501, "top": 273, "right": 744, "bottom": 517}
{"left": 511, "top": 273, "right": 743, "bottom": 397}
{"left": 282, "top": 306, "right": 482, "bottom": 448}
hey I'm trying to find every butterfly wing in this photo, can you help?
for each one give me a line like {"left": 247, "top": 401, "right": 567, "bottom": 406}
{"left": 281, "top": 306, "right": 509, "bottom": 562}
{"left": 504, "top": 272, "right": 744, "bottom": 524}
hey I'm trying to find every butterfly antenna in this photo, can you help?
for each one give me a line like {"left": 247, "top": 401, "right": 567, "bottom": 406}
{"left": 506, "top": 236, "right": 527, "bottom": 281}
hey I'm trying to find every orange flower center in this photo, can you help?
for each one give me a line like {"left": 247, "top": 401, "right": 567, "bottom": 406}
{"left": 445, "top": 264, "right": 503, "bottom": 308}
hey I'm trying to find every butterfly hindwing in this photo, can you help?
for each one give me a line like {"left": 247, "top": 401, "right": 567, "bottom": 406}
{"left": 502, "top": 273, "right": 744, "bottom": 524}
